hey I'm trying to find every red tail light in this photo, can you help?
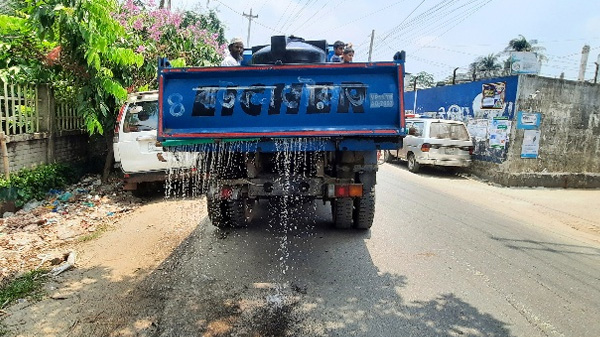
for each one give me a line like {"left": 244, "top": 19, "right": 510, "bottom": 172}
{"left": 469, "top": 146, "right": 474, "bottom": 155}
{"left": 421, "top": 143, "right": 431, "bottom": 152}
{"left": 333, "top": 184, "right": 363, "bottom": 197}
{"left": 114, "top": 104, "right": 127, "bottom": 143}
{"left": 220, "top": 187, "right": 232, "bottom": 199}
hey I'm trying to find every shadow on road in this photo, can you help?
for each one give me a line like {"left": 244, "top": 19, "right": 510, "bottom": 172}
{"left": 3, "top": 199, "right": 514, "bottom": 337}
{"left": 384, "top": 159, "right": 469, "bottom": 180}
{"left": 491, "top": 236, "right": 600, "bottom": 257}
{"left": 103, "top": 199, "right": 515, "bottom": 337}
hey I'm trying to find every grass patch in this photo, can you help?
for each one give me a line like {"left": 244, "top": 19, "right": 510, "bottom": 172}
{"left": 78, "top": 223, "right": 112, "bottom": 242}
{"left": 0, "top": 269, "right": 48, "bottom": 309}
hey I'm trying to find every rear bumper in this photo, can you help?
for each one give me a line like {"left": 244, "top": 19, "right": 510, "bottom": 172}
{"left": 418, "top": 157, "right": 471, "bottom": 168}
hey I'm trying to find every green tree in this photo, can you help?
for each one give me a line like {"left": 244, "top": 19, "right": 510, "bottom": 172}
{"left": 0, "top": 14, "right": 55, "bottom": 83}
{"left": 408, "top": 71, "right": 434, "bottom": 90}
{"left": 25, "top": 0, "right": 144, "bottom": 180}
{"left": 504, "top": 34, "right": 547, "bottom": 63}
{"left": 478, "top": 53, "right": 502, "bottom": 78}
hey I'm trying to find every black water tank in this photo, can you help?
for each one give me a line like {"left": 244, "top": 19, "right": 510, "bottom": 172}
{"left": 251, "top": 36, "right": 327, "bottom": 65}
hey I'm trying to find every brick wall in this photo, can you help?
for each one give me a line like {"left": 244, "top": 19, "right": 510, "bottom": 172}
{"left": 4, "top": 132, "right": 91, "bottom": 173}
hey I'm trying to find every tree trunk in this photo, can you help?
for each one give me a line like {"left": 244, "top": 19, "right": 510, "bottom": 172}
{"left": 102, "top": 130, "right": 114, "bottom": 183}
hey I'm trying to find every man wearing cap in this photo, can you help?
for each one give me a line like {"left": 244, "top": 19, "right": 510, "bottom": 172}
{"left": 221, "top": 37, "right": 244, "bottom": 66}
{"left": 329, "top": 40, "right": 345, "bottom": 62}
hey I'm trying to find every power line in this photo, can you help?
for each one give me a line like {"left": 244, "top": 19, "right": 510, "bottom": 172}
{"left": 369, "top": 0, "right": 488, "bottom": 59}
{"left": 274, "top": 1, "right": 295, "bottom": 33}
{"left": 321, "top": 0, "right": 410, "bottom": 35}
{"left": 213, "top": 0, "right": 281, "bottom": 34}
{"left": 278, "top": 0, "right": 311, "bottom": 32}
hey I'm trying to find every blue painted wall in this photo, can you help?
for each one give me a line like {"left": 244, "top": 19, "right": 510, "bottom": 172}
{"left": 404, "top": 76, "right": 519, "bottom": 163}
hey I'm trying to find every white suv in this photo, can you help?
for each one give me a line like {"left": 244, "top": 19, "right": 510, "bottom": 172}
{"left": 113, "top": 91, "right": 194, "bottom": 190}
{"left": 389, "top": 118, "right": 474, "bottom": 173}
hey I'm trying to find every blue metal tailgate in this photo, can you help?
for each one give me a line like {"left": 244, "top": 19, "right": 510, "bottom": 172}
{"left": 158, "top": 62, "right": 406, "bottom": 141}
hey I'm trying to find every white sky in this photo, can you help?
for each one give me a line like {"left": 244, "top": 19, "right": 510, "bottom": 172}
{"left": 174, "top": 0, "right": 600, "bottom": 82}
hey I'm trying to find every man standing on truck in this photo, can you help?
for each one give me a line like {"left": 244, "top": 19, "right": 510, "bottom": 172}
{"left": 221, "top": 37, "right": 244, "bottom": 66}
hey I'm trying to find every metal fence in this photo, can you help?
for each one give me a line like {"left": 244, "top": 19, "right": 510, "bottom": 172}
{"left": 0, "top": 80, "right": 84, "bottom": 136}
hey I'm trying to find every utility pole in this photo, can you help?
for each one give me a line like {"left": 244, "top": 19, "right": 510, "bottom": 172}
{"left": 594, "top": 53, "right": 600, "bottom": 84}
{"left": 578, "top": 45, "right": 590, "bottom": 81}
{"left": 243, "top": 8, "right": 258, "bottom": 47}
{"left": 452, "top": 67, "right": 459, "bottom": 84}
{"left": 368, "top": 30, "right": 375, "bottom": 62}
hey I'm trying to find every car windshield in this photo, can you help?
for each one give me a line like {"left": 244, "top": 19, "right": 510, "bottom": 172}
{"left": 429, "top": 122, "right": 470, "bottom": 140}
{"left": 123, "top": 100, "right": 158, "bottom": 132}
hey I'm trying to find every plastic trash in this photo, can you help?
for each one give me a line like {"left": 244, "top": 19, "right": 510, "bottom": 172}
{"left": 58, "top": 192, "right": 72, "bottom": 202}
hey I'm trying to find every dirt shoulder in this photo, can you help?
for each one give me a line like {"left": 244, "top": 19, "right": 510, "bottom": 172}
{"left": 1, "top": 194, "right": 204, "bottom": 336}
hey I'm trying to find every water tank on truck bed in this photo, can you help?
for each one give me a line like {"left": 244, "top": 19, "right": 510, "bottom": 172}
{"left": 157, "top": 35, "right": 407, "bottom": 230}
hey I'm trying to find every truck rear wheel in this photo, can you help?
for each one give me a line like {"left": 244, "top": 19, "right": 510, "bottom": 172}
{"left": 207, "top": 197, "right": 248, "bottom": 228}
{"left": 333, "top": 198, "right": 354, "bottom": 229}
{"left": 207, "top": 197, "right": 227, "bottom": 228}
{"left": 354, "top": 186, "right": 375, "bottom": 229}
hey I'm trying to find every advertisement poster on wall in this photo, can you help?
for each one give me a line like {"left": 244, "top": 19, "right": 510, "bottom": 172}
{"left": 510, "top": 52, "right": 541, "bottom": 75}
{"left": 517, "top": 111, "right": 541, "bottom": 129}
{"left": 481, "top": 82, "right": 506, "bottom": 109}
{"left": 488, "top": 118, "right": 511, "bottom": 149}
{"left": 521, "top": 130, "right": 541, "bottom": 158}
{"left": 468, "top": 119, "right": 489, "bottom": 141}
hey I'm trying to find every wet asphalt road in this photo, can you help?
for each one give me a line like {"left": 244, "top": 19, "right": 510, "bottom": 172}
{"left": 120, "top": 163, "right": 600, "bottom": 337}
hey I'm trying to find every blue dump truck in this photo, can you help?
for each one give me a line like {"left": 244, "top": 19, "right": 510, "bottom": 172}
{"left": 157, "top": 36, "right": 406, "bottom": 230}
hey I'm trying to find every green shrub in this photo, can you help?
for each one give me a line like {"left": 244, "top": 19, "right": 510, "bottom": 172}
{"left": 0, "top": 163, "right": 83, "bottom": 208}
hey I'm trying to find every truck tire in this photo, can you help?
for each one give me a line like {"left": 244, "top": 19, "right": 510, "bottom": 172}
{"left": 207, "top": 197, "right": 228, "bottom": 228}
{"left": 207, "top": 197, "right": 248, "bottom": 228}
{"left": 333, "top": 198, "right": 354, "bottom": 229}
{"left": 224, "top": 199, "right": 248, "bottom": 228}
{"left": 354, "top": 186, "right": 375, "bottom": 229}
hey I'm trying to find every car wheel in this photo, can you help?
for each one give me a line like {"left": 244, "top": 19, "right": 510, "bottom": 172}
{"left": 407, "top": 153, "right": 420, "bottom": 173}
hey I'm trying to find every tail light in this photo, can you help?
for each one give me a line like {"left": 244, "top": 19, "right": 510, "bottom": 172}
{"left": 330, "top": 184, "right": 363, "bottom": 197}
{"left": 461, "top": 146, "right": 474, "bottom": 155}
{"left": 113, "top": 104, "right": 127, "bottom": 142}
{"left": 421, "top": 143, "right": 431, "bottom": 152}
{"left": 220, "top": 187, "right": 233, "bottom": 199}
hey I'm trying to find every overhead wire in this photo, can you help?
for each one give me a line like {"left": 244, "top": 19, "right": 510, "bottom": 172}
{"left": 290, "top": 2, "right": 331, "bottom": 33}
{"left": 277, "top": 0, "right": 305, "bottom": 32}
{"left": 321, "top": 0, "right": 410, "bottom": 35}
{"left": 278, "top": 0, "right": 314, "bottom": 33}
{"left": 273, "top": 1, "right": 295, "bottom": 33}
{"left": 357, "top": 0, "right": 460, "bottom": 55}
{"left": 371, "top": 0, "right": 479, "bottom": 55}
{"left": 368, "top": 0, "right": 488, "bottom": 60}
{"left": 213, "top": 0, "right": 282, "bottom": 34}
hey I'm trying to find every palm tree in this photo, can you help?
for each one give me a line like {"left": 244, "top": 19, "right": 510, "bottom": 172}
{"left": 478, "top": 53, "right": 502, "bottom": 78}
{"left": 504, "top": 35, "right": 547, "bottom": 63}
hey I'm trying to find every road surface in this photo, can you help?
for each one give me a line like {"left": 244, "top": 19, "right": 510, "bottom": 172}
{"left": 5, "top": 163, "right": 600, "bottom": 337}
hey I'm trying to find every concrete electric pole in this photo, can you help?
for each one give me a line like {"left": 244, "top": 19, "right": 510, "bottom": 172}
{"left": 578, "top": 45, "right": 590, "bottom": 81}
{"left": 243, "top": 8, "right": 258, "bottom": 47}
{"left": 594, "top": 54, "right": 600, "bottom": 84}
{"left": 368, "top": 30, "right": 375, "bottom": 62}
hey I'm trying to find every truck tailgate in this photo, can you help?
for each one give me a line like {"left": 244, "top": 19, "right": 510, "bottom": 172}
{"left": 158, "top": 62, "right": 405, "bottom": 141}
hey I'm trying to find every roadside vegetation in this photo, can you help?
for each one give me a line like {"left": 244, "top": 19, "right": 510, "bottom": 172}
{"left": 1, "top": 0, "right": 227, "bottom": 181}
{"left": 0, "top": 269, "right": 48, "bottom": 309}
{"left": 0, "top": 162, "right": 86, "bottom": 208}
{"left": 0, "top": 270, "right": 49, "bottom": 336}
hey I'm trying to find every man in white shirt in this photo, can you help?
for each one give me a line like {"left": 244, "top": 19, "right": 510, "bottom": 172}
{"left": 221, "top": 37, "right": 244, "bottom": 66}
